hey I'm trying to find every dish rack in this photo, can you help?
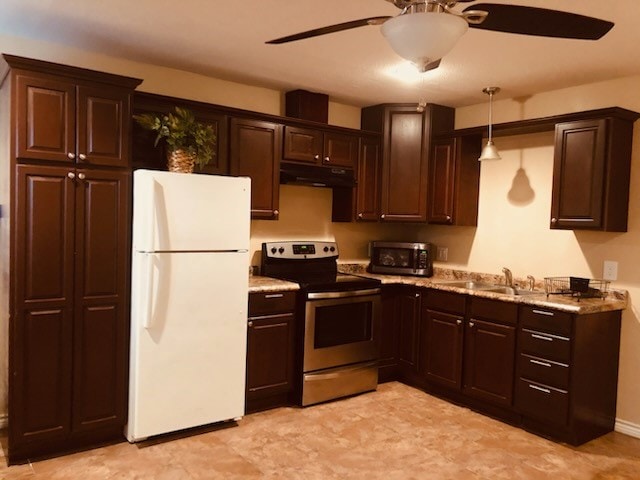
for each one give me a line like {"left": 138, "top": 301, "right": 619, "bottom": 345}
{"left": 544, "top": 276, "right": 610, "bottom": 300}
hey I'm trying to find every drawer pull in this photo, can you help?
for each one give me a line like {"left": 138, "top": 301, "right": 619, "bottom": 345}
{"left": 530, "top": 359, "right": 552, "bottom": 368}
{"left": 532, "top": 309, "right": 554, "bottom": 317}
{"left": 531, "top": 333, "right": 553, "bottom": 342}
{"left": 264, "top": 293, "right": 284, "bottom": 299}
{"left": 529, "top": 384, "right": 551, "bottom": 394}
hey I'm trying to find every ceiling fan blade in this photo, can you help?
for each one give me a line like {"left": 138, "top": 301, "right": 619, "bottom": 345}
{"left": 463, "top": 4, "right": 614, "bottom": 40}
{"left": 266, "top": 16, "right": 392, "bottom": 44}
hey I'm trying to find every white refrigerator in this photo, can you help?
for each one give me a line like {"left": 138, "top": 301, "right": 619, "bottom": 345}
{"left": 126, "top": 169, "right": 251, "bottom": 442}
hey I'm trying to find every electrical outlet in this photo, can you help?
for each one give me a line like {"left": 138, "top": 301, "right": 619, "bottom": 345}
{"left": 436, "top": 246, "right": 448, "bottom": 262}
{"left": 603, "top": 260, "right": 618, "bottom": 281}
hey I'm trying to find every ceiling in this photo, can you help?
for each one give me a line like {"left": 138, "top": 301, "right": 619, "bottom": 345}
{"left": 1, "top": 0, "right": 639, "bottom": 108}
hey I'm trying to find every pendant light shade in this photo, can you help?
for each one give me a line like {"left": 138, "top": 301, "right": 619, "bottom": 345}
{"left": 381, "top": 12, "right": 468, "bottom": 72}
{"left": 478, "top": 87, "right": 501, "bottom": 161}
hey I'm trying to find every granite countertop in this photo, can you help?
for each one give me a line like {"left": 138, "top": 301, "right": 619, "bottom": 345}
{"left": 249, "top": 275, "right": 299, "bottom": 293}
{"left": 338, "top": 263, "right": 627, "bottom": 315}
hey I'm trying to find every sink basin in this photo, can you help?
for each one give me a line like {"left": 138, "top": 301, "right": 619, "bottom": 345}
{"left": 434, "top": 281, "right": 497, "bottom": 290}
{"left": 486, "top": 286, "right": 543, "bottom": 296}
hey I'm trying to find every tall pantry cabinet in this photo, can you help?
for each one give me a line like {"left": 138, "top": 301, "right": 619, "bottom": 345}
{"left": 0, "top": 54, "right": 141, "bottom": 463}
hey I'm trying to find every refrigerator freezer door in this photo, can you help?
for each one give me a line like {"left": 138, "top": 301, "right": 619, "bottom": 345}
{"left": 127, "top": 250, "right": 249, "bottom": 442}
{"left": 133, "top": 170, "right": 250, "bottom": 253}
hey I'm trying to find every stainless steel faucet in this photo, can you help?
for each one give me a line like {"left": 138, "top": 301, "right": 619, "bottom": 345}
{"left": 526, "top": 275, "right": 536, "bottom": 291}
{"left": 502, "top": 267, "right": 513, "bottom": 287}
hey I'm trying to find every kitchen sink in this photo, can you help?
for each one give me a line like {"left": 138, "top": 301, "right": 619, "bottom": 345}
{"left": 485, "top": 286, "right": 543, "bottom": 296}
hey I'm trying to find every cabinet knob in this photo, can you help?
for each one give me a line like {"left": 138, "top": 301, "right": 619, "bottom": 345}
{"left": 415, "top": 293, "right": 420, "bottom": 298}
{"left": 273, "top": 209, "right": 279, "bottom": 216}
{"left": 78, "top": 153, "right": 87, "bottom": 161}
{"left": 446, "top": 215, "right": 452, "bottom": 221}
{"left": 67, "top": 172, "right": 76, "bottom": 179}
{"left": 248, "top": 321, "right": 253, "bottom": 328}
{"left": 551, "top": 217, "right": 557, "bottom": 224}
{"left": 380, "top": 214, "right": 386, "bottom": 219}
{"left": 324, "top": 156, "right": 330, "bottom": 162}
{"left": 357, "top": 213, "right": 363, "bottom": 219}
{"left": 469, "top": 322, "right": 475, "bottom": 328}
{"left": 456, "top": 319, "right": 462, "bottom": 325}
{"left": 67, "top": 152, "right": 76, "bottom": 160}
{"left": 314, "top": 154, "right": 320, "bottom": 161}
{"left": 78, "top": 173, "right": 86, "bottom": 180}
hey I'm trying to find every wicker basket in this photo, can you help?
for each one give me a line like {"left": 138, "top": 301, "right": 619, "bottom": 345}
{"left": 167, "top": 149, "right": 195, "bottom": 173}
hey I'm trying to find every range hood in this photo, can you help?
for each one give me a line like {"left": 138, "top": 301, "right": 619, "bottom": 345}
{"left": 280, "top": 162, "right": 356, "bottom": 188}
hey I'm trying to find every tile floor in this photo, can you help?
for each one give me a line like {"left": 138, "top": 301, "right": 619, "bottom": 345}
{"left": 1, "top": 382, "right": 640, "bottom": 479}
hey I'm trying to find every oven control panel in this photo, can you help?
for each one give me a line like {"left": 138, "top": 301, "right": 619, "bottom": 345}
{"left": 263, "top": 241, "right": 338, "bottom": 260}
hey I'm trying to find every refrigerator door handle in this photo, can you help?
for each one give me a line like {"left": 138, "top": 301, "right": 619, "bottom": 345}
{"left": 141, "top": 254, "right": 155, "bottom": 329}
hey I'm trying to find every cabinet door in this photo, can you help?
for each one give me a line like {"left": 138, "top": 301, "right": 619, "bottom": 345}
{"left": 422, "top": 309, "right": 463, "bottom": 389}
{"left": 381, "top": 109, "right": 428, "bottom": 222}
{"left": 72, "top": 169, "right": 130, "bottom": 433}
{"left": 229, "top": 118, "right": 281, "bottom": 219}
{"left": 77, "top": 85, "right": 131, "bottom": 168}
{"left": 356, "top": 137, "right": 381, "bottom": 221}
{"left": 15, "top": 74, "right": 76, "bottom": 163}
{"left": 463, "top": 319, "right": 516, "bottom": 407}
{"left": 246, "top": 313, "right": 295, "bottom": 398}
{"left": 282, "top": 126, "right": 322, "bottom": 164}
{"left": 397, "top": 289, "right": 421, "bottom": 374}
{"left": 11, "top": 165, "right": 75, "bottom": 448}
{"left": 323, "top": 132, "right": 358, "bottom": 169}
{"left": 428, "top": 137, "right": 456, "bottom": 224}
{"left": 378, "top": 288, "right": 399, "bottom": 381}
{"left": 551, "top": 119, "right": 607, "bottom": 229}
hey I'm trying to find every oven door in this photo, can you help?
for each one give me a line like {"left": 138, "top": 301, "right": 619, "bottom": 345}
{"left": 304, "top": 288, "right": 381, "bottom": 372}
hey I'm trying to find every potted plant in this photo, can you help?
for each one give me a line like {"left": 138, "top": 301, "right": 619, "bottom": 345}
{"left": 134, "top": 107, "right": 216, "bottom": 173}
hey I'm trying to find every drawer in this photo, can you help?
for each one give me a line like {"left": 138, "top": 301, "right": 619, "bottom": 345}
{"left": 249, "top": 291, "right": 297, "bottom": 316}
{"left": 470, "top": 297, "right": 517, "bottom": 326}
{"left": 519, "top": 328, "right": 571, "bottom": 363}
{"left": 516, "top": 377, "right": 569, "bottom": 426}
{"left": 519, "top": 353, "right": 570, "bottom": 389}
{"left": 426, "top": 289, "right": 466, "bottom": 315}
{"left": 520, "top": 306, "right": 572, "bottom": 336}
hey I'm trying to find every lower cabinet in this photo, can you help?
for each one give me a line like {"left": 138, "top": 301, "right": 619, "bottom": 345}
{"left": 246, "top": 291, "right": 296, "bottom": 413}
{"left": 396, "top": 288, "right": 423, "bottom": 383}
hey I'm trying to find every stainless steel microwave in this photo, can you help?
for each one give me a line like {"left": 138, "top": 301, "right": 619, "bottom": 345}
{"left": 369, "top": 241, "right": 434, "bottom": 277}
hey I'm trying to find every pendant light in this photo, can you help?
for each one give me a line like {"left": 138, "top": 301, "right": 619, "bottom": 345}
{"left": 478, "top": 87, "right": 501, "bottom": 161}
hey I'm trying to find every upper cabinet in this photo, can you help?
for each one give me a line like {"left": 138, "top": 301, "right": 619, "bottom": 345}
{"left": 361, "top": 103, "right": 454, "bottom": 222}
{"left": 11, "top": 56, "right": 140, "bottom": 168}
{"left": 428, "top": 134, "right": 482, "bottom": 226}
{"left": 132, "top": 92, "right": 229, "bottom": 175}
{"left": 283, "top": 126, "right": 358, "bottom": 169}
{"left": 551, "top": 110, "right": 639, "bottom": 232}
{"left": 229, "top": 117, "right": 282, "bottom": 220}
{"left": 355, "top": 136, "right": 382, "bottom": 221}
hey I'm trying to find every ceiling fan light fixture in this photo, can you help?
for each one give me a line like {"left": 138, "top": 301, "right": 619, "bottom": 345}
{"left": 478, "top": 86, "right": 501, "bottom": 162}
{"left": 381, "top": 12, "right": 468, "bottom": 71}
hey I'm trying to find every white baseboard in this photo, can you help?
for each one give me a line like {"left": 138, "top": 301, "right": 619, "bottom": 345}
{"left": 615, "top": 418, "right": 640, "bottom": 439}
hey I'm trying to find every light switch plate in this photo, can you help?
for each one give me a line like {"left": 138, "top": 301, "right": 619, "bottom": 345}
{"left": 437, "top": 247, "right": 448, "bottom": 262}
{"left": 603, "top": 261, "right": 618, "bottom": 281}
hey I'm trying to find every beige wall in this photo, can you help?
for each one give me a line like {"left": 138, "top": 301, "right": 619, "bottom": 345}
{"left": 418, "top": 77, "right": 640, "bottom": 429}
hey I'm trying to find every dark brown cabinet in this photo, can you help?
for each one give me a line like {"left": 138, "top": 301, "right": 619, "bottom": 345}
{"left": 246, "top": 291, "right": 297, "bottom": 413}
{"left": 463, "top": 298, "right": 517, "bottom": 407}
{"left": 378, "top": 287, "right": 400, "bottom": 382}
{"left": 396, "top": 288, "right": 422, "bottom": 382}
{"left": 131, "top": 92, "right": 229, "bottom": 174}
{"left": 428, "top": 134, "right": 482, "bottom": 225}
{"left": 229, "top": 118, "right": 281, "bottom": 219}
{"left": 283, "top": 126, "right": 358, "bottom": 169}
{"left": 361, "top": 104, "right": 454, "bottom": 222}
{"left": 15, "top": 70, "right": 135, "bottom": 168}
{"left": 11, "top": 164, "right": 130, "bottom": 461}
{"left": 551, "top": 110, "right": 639, "bottom": 232}
{"left": 355, "top": 136, "right": 382, "bottom": 221}
{"left": 515, "top": 305, "right": 621, "bottom": 445}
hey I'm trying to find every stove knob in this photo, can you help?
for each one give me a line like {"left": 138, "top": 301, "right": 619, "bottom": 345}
{"left": 323, "top": 246, "right": 329, "bottom": 252}
{"left": 330, "top": 246, "right": 335, "bottom": 252}
{"left": 278, "top": 247, "right": 285, "bottom": 254}
{"left": 271, "top": 247, "right": 277, "bottom": 254}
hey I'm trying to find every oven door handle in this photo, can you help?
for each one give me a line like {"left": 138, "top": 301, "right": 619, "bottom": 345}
{"left": 307, "top": 288, "right": 381, "bottom": 300}
{"left": 304, "top": 361, "right": 379, "bottom": 381}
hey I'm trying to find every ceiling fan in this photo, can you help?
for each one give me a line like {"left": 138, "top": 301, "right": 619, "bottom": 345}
{"left": 266, "top": 1, "right": 614, "bottom": 72}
